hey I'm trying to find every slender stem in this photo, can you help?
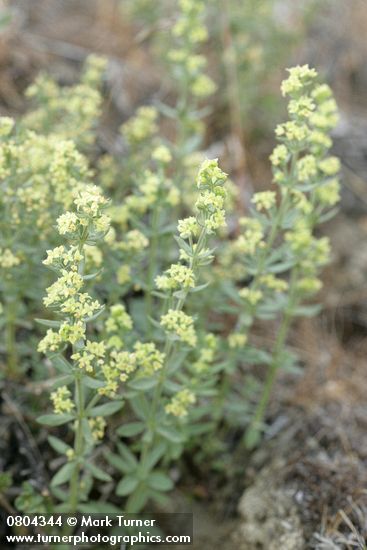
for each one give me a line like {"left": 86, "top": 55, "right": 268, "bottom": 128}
{"left": 5, "top": 300, "right": 17, "bottom": 379}
{"left": 68, "top": 235, "right": 88, "bottom": 513}
{"left": 220, "top": 0, "right": 248, "bottom": 209}
{"left": 68, "top": 374, "right": 84, "bottom": 512}
{"left": 126, "top": 228, "right": 208, "bottom": 512}
{"left": 244, "top": 269, "right": 299, "bottom": 448}
{"left": 146, "top": 205, "right": 160, "bottom": 335}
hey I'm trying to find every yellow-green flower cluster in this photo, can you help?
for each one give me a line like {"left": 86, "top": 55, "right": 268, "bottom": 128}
{"left": 105, "top": 304, "right": 133, "bottom": 334}
{"left": 124, "top": 169, "right": 180, "bottom": 218}
{"left": 152, "top": 144, "right": 172, "bottom": 165}
{"left": 156, "top": 264, "right": 195, "bottom": 291}
{"left": 239, "top": 288, "right": 263, "bottom": 306}
{"left": 117, "top": 265, "right": 131, "bottom": 286}
{"left": 38, "top": 186, "right": 109, "bottom": 354}
{"left": 160, "top": 309, "right": 197, "bottom": 347}
{"left": 235, "top": 217, "right": 265, "bottom": 256}
{"left": 71, "top": 340, "right": 106, "bottom": 373}
{"left": 84, "top": 244, "right": 103, "bottom": 269}
{"left": 271, "top": 65, "right": 340, "bottom": 208}
{"left": 281, "top": 65, "right": 317, "bottom": 97}
{"left": 38, "top": 329, "right": 62, "bottom": 354}
{"left": 0, "top": 248, "right": 21, "bottom": 269}
{"left": 53, "top": 184, "right": 110, "bottom": 242}
{"left": 259, "top": 274, "right": 288, "bottom": 293}
{"left": 251, "top": 191, "right": 276, "bottom": 212}
{"left": 228, "top": 333, "right": 248, "bottom": 350}
{"left": 121, "top": 106, "right": 158, "bottom": 146}
{"left": 134, "top": 342, "right": 165, "bottom": 376}
{"left": 88, "top": 417, "right": 107, "bottom": 442}
{"left": 51, "top": 386, "right": 74, "bottom": 415}
{"left": 192, "top": 333, "right": 217, "bottom": 373}
{"left": 49, "top": 140, "right": 90, "bottom": 209}
{"left": 99, "top": 349, "right": 137, "bottom": 397}
{"left": 169, "top": 0, "right": 215, "bottom": 99}
{"left": 24, "top": 55, "right": 106, "bottom": 147}
{"left": 285, "top": 221, "right": 330, "bottom": 295}
{"left": 195, "top": 158, "right": 227, "bottom": 234}
{"left": 117, "top": 230, "right": 149, "bottom": 253}
{"left": 43, "top": 271, "right": 84, "bottom": 309}
{"left": 314, "top": 178, "right": 340, "bottom": 206}
{"left": 165, "top": 388, "right": 196, "bottom": 418}
{"left": 82, "top": 54, "right": 107, "bottom": 87}
{"left": 2, "top": 127, "right": 91, "bottom": 245}
{"left": 177, "top": 216, "right": 200, "bottom": 239}
{"left": 0, "top": 116, "right": 15, "bottom": 137}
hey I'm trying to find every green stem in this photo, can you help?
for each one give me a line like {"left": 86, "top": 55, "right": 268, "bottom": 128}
{"left": 126, "top": 228, "right": 208, "bottom": 512}
{"left": 68, "top": 374, "right": 84, "bottom": 513}
{"left": 146, "top": 205, "right": 160, "bottom": 335}
{"left": 5, "top": 300, "right": 17, "bottom": 378}
{"left": 244, "top": 269, "right": 299, "bottom": 448}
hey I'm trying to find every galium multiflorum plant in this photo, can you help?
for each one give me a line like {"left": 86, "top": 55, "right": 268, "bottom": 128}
{"left": 37, "top": 185, "right": 125, "bottom": 513}
{"left": 217, "top": 65, "right": 340, "bottom": 448}
{"left": 165, "top": 0, "right": 216, "bottom": 156}
{"left": 213, "top": 0, "right": 314, "bottom": 141}
{"left": 0, "top": 124, "right": 95, "bottom": 378}
{"left": 97, "top": 106, "right": 181, "bottom": 328}
{"left": 124, "top": 0, "right": 215, "bottom": 156}
{"left": 103, "top": 158, "right": 227, "bottom": 512}
{"left": 24, "top": 55, "right": 106, "bottom": 149}
{"left": 35, "top": 158, "right": 227, "bottom": 514}
{"left": 95, "top": 0, "right": 218, "bottom": 322}
{"left": 0, "top": 55, "right": 107, "bottom": 380}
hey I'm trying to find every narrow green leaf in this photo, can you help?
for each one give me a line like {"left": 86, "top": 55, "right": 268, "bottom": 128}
{"left": 130, "top": 395, "right": 150, "bottom": 421}
{"left": 292, "top": 304, "right": 322, "bottom": 317}
{"left": 84, "top": 305, "right": 105, "bottom": 322}
{"left": 147, "top": 471, "right": 173, "bottom": 492}
{"left": 189, "top": 282, "right": 210, "bottom": 293}
{"left": 35, "top": 318, "right": 60, "bottom": 328}
{"left": 50, "top": 355, "right": 73, "bottom": 373}
{"left": 51, "top": 375, "right": 74, "bottom": 390}
{"left": 51, "top": 462, "right": 74, "bottom": 487}
{"left": 128, "top": 377, "right": 157, "bottom": 391}
{"left": 126, "top": 485, "right": 149, "bottom": 513}
{"left": 89, "top": 401, "right": 124, "bottom": 417}
{"left": 149, "top": 489, "right": 170, "bottom": 507}
{"left": 50, "top": 486, "right": 68, "bottom": 503}
{"left": 86, "top": 463, "right": 112, "bottom": 482}
{"left": 116, "top": 476, "right": 139, "bottom": 496}
{"left": 174, "top": 235, "right": 192, "bottom": 256}
{"left": 144, "top": 441, "right": 167, "bottom": 472}
{"left": 83, "top": 269, "right": 103, "bottom": 281}
{"left": 37, "top": 414, "right": 74, "bottom": 426}
{"left": 104, "top": 451, "right": 134, "bottom": 474}
{"left": 117, "top": 422, "right": 145, "bottom": 437}
{"left": 82, "top": 376, "right": 105, "bottom": 389}
{"left": 117, "top": 442, "right": 138, "bottom": 470}
{"left": 81, "top": 418, "right": 96, "bottom": 447}
{"left": 156, "top": 425, "right": 184, "bottom": 443}
{"left": 47, "top": 436, "right": 70, "bottom": 455}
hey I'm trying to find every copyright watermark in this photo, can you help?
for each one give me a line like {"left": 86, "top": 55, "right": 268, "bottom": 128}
{"left": 1, "top": 513, "right": 193, "bottom": 546}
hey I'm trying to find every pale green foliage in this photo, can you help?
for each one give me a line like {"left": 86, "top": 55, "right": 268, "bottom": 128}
{"left": 24, "top": 54, "right": 106, "bottom": 148}
{"left": 0, "top": 0, "right": 341, "bottom": 519}
{"left": 215, "top": 64, "right": 340, "bottom": 448}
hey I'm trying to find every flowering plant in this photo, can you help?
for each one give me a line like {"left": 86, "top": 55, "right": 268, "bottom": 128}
{"left": 0, "top": 0, "right": 341, "bottom": 521}
{"left": 215, "top": 65, "right": 340, "bottom": 447}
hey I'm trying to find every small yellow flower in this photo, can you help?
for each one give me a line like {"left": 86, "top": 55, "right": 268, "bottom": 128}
{"left": 165, "top": 389, "right": 196, "bottom": 418}
{"left": 51, "top": 386, "right": 74, "bottom": 415}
